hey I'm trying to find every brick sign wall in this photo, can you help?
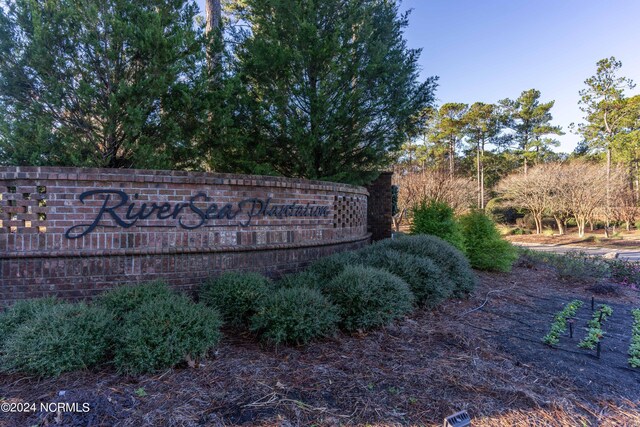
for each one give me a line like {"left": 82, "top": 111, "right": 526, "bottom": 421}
{"left": 0, "top": 167, "right": 370, "bottom": 306}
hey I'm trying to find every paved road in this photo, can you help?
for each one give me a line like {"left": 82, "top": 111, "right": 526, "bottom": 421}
{"left": 513, "top": 242, "right": 640, "bottom": 262}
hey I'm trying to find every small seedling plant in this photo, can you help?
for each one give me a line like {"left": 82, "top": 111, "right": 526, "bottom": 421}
{"left": 543, "top": 300, "right": 583, "bottom": 346}
{"left": 578, "top": 304, "right": 613, "bottom": 350}
{"left": 628, "top": 309, "right": 640, "bottom": 368}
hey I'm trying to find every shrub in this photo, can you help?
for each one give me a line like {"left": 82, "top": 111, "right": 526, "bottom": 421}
{"left": 1, "top": 302, "right": 113, "bottom": 377}
{"left": 0, "top": 297, "right": 59, "bottom": 344}
{"left": 409, "top": 200, "right": 466, "bottom": 252}
{"left": 306, "top": 251, "right": 361, "bottom": 283}
{"left": 520, "top": 249, "right": 610, "bottom": 280}
{"left": 459, "top": 211, "right": 518, "bottom": 272}
{"left": 276, "top": 270, "right": 321, "bottom": 289}
{"left": 97, "top": 281, "right": 175, "bottom": 320}
{"left": 250, "top": 287, "right": 339, "bottom": 345}
{"left": 353, "top": 246, "right": 452, "bottom": 307}
{"left": 628, "top": 309, "right": 640, "bottom": 368}
{"left": 114, "top": 295, "right": 222, "bottom": 375}
{"left": 380, "top": 235, "right": 477, "bottom": 297}
{"left": 199, "top": 272, "right": 271, "bottom": 327}
{"left": 322, "top": 265, "right": 414, "bottom": 332}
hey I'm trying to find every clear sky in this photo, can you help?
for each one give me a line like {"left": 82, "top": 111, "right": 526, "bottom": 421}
{"left": 398, "top": 0, "right": 640, "bottom": 153}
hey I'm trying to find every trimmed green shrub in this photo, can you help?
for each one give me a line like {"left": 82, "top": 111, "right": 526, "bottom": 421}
{"left": 410, "top": 200, "right": 466, "bottom": 252}
{"left": 113, "top": 294, "right": 222, "bottom": 375}
{"left": 250, "top": 287, "right": 339, "bottom": 345}
{"left": 276, "top": 270, "right": 321, "bottom": 289}
{"left": 0, "top": 297, "right": 59, "bottom": 344}
{"left": 459, "top": 211, "right": 518, "bottom": 272}
{"left": 379, "top": 235, "right": 477, "bottom": 297}
{"left": 199, "top": 272, "right": 271, "bottom": 327}
{"left": 322, "top": 265, "right": 414, "bottom": 332}
{"left": 306, "top": 251, "right": 361, "bottom": 283}
{"left": 1, "top": 302, "right": 113, "bottom": 377}
{"left": 97, "top": 281, "right": 174, "bottom": 320}
{"left": 353, "top": 246, "right": 453, "bottom": 307}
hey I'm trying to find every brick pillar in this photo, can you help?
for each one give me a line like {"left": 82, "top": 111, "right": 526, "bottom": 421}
{"left": 366, "top": 172, "right": 393, "bottom": 241}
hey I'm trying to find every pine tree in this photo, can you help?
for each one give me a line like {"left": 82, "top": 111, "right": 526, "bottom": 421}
{"left": 0, "top": 0, "right": 209, "bottom": 168}
{"left": 501, "top": 89, "right": 563, "bottom": 174}
{"left": 233, "top": 0, "right": 437, "bottom": 185}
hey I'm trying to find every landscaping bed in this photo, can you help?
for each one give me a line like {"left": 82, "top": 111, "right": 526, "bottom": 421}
{"left": 2, "top": 258, "right": 640, "bottom": 426}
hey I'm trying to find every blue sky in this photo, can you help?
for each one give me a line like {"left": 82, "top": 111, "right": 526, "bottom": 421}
{"left": 201, "top": 0, "right": 640, "bottom": 153}
{"left": 398, "top": 0, "right": 640, "bottom": 152}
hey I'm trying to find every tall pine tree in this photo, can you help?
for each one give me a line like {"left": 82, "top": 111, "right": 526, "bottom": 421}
{"left": 234, "top": 0, "right": 437, "bottom": 185}
{"left": 0, "top": 0, "right": 209, "bottom": 168}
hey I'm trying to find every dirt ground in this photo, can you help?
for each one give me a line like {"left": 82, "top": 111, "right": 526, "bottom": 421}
{"left": 1, "top": 258, "right": 640, "bottom": 427}
{"left": 506, "top": 227, "right": 640, "bottom": 249}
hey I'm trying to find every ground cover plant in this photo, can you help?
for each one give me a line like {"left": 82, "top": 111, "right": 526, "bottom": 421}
{"left": 542, "top": 299, "right": 583, "bottom": 346}
{"left": 519, "top": 249, "right": 611, "bottom": 280}
{"left": 578, "top": 304, "right": 613, "bottom": 350}
{"left": 629, "top": 309, "right": 640, "bottom": 368}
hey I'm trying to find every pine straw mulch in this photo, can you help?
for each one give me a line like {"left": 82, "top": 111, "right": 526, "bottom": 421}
{"left": 1, "top": 259, "right": 640, "bottom": 426}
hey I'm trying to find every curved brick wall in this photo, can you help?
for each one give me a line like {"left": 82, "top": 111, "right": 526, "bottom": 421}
{"left": 0, "top": 167, "right": 370, "bottom": 306}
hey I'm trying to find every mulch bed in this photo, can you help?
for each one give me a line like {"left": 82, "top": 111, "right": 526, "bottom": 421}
{"left": 1, "top": 259, "right": 640, "bottom": 426}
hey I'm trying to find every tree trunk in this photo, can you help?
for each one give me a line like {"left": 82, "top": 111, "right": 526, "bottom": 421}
{"left": 476, "top": 145, "right": 481, "bottom": 209}
{"left": 534, "top": 213, "right": 542, "bottom": 234}
{"left": 480, "top": 139, "right": 485, "bottom": 209}
{"left": 449, "top": 140, "right": 455, "bottom": 178}
{"left": 576, "top": 217, "right": 585, "bottom": 237}
{"left": 554, "top": 216, "right": 565, "bottom": 235}
{"left": 523, "top": 157, "right": 528, "bottom": 175}
{"left": 205, "top": 0, "right": 222, "bottom": 70}
{"left": 604, "top": 147, "right": 611, "bottom": 238}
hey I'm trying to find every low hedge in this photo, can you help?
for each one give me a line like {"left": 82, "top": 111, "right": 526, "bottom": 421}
{"left": 114, "top": 294, "right": 222, "bottom": 375}
{"left": 353, "top": 246, "right": 452, "bottom": 307}
{"left": 200, "top": 272, "right": 271, "bottom": 327}
{"left": 250, "top": 287, "right": 339, "bottom": 345}
{"left": 306, "top": 251, "right": 361, "bottom": 283}
{"left": 96, "top": 281, "right": 174, "bottom": 320}
{"left": 379, "top": 235, "right": 477, "bottom": 297}
{"left": 1, "top": 302, "right": 113, "bottom": 377}
{"left": 322, "top": 265, "right": 414, "bottom": 332}
{"left": 0, "top": 297, "right": 59, "bottom": 344}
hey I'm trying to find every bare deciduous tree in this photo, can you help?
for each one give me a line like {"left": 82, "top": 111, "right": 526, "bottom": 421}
{"left": 497, "top": 164, "right": 555, "bottom": 234}
{"left": 392, "top": 168, "right": 475, "bottom": 231}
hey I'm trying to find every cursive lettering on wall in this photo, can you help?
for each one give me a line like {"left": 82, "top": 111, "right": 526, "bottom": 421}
{"left": 65, "top": 190, "right": 331, "bottom": 239}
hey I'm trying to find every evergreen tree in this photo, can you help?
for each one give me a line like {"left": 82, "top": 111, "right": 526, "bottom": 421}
{"left": 428, "top": 103, "right": 469, "bottom": 177}
{"left": 0, "top": 0, "right": 209, "bottom": 168}
{"left": 234, "top": 0, "right": 437, "bottom": 185}
{"left": 500, "top": 89, "right": 563, "bottom": 173}
{"left": 576, "top": 57, "right": 635, "bottom": 233}
{"left": 463, "top": 103, "right": 506, "bottom": 209}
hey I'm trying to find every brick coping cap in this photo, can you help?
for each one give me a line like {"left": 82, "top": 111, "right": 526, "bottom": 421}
{"left": 0, "top": 166, "right": 369, "bottom": 195}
